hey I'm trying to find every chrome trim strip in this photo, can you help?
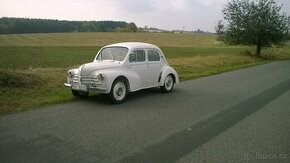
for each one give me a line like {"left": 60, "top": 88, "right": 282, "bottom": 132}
{"left": 89, "top": 87, "right": 106, "bottom": 91}
{"left": 64, "top": 83, "right": 71, "bottom": 87}
{"left": 65, "top": 82, "right": 106, "bottom": 92}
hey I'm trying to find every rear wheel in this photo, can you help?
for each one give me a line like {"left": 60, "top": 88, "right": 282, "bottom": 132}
{"left": 110, "top": 78, "right": 128, "bottom": 104}
{"left": 161, "top": 75, "right": 174, "bottom": 93}
{"left": 72, "top": 90, "right": 89, "bottom": 97}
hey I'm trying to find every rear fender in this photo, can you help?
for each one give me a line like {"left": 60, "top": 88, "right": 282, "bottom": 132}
{"left": 159, "top": 67, "right": 179, "bottom": 86}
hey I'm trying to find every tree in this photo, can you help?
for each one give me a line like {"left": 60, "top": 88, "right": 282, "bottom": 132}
{"left": 215, "top": 20, "right": 225, "bottom": 41}
{"left": 220, "top": 0, "right": 290, "bottom": 56}
{"left": 127, "top": 22, "right": 137, "bottom": 32}
{"left": 0, "top": 17, "right": 132, "bottom": 34}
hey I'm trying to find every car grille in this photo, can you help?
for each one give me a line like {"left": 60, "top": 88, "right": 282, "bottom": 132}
{"left": 72, "top": 76, "right": 101, "bottom": 85}
{"left": 81, "top": 77, "right": 98, "bottom": 84}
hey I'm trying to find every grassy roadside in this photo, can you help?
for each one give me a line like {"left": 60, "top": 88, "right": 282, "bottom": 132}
{"left": 0, "top": 33, "right": 289, "bottom": 115}
{"left": 0, "top": 60, "right": 269, "bottom": 115}
{"left": 0, "top": 87, "right": 73, "bottom": 114}
{"left": 1, "top": 47, "right": 287, "bottom": 115}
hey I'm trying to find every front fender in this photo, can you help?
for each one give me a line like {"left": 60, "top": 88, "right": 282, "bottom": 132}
{"left": 98, "top": 68, "right": 141, "bottom": 93}
{"left": 159, "top": 66, "right": 179, "bottom": 86}
{"left": 68, "top": 68, "right": 79, "bottom": 75}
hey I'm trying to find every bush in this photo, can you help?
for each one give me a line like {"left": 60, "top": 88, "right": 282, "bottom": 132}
{"left": 0, "top": 70, "right": 43, "bottom": 88}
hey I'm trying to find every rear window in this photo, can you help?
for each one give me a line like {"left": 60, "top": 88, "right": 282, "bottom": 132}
{"left": 129, "top": 50, "right": 146, "bottom": 62}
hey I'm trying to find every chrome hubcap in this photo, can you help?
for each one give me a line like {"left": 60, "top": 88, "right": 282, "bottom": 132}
{"left": 117, "top": 88, "right": 123, "bottom": 96}
{"left": 113, "top": 82, "right": 126, "bottom": 100}
{"left": 165, "top": 76, "right": 173, "bottom": 90}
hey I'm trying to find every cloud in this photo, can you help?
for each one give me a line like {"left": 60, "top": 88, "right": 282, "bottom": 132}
{"left": 0, "top": 0, "right": 117, "bottom": 21}
{"left": 0, "top": 0, "right": 230, "bottom": 31}
{"left": 200, "top": 0, "right": 217, "bottom": 6}
{"left": 276, "top": 0, "right": 290, "bottom": 14}
{"left": 168, "top": 0, "right": 189, "bottom": 11}
{"left": 0, "top": 0, "right": 289, "bottom": 32}
{"left": 115, "top": 0, "right": 157, "bottom": 13}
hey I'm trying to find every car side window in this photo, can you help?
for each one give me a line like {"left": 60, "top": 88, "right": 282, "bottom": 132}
{"left": 148, "top": 50, "right": 160, "bottom": 62}
{"left": 129, "top": 50, "right": 145, "bottom": 63}
{"left": 129, "top": 51, "right": 137, "bottom": 62}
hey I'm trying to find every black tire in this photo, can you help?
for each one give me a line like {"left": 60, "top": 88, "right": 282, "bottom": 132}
{"left": 110, "top": 78, "right": 128, "bottom": 104}
{"left": 72, "top": 90, "right": 89, "bottom": 97}
{"left": 161, "top": 75, "right": 174, "bottom": 93}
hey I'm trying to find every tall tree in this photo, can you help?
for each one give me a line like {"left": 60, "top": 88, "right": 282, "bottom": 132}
{"left": 127, "top": 22, "right": 138, "bottom": 32}
{"left": 220, "top": 0, "right": 290, "bottom": 56}
{"left": 215, "top": 20, "right": 225, "bottom": 41}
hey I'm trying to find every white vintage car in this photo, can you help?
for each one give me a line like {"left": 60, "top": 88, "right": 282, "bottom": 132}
{"left": 64, "top": 42, "right": 179, "bottom": 103}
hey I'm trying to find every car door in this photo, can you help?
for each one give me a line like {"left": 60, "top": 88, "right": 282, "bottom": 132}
{"left": 147, "top": 49, "right": 163, "bottom": 86}
{"left": 128, "top": 49, "right": 149, "bottom": 88}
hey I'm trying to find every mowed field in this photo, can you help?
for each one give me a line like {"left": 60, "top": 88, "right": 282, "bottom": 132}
{"left": 0, "top": 32, "right": 289, "bottom": 114}
{"left": 0, "top": 32, "right": 217, "bottom": 47}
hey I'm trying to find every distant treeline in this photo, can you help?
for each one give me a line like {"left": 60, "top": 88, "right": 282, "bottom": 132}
{"left": 0, "top": 17, "right": 138, "bottom": 34}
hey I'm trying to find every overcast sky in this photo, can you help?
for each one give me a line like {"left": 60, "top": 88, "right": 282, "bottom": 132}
{"left": 0, "top": 0, "right": 289, "bottom": 32}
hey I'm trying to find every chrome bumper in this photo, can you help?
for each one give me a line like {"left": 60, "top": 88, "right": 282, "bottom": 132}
{"left": 64, "top": 83, "right": 71, "bottom": 87}
{"left": 89, "top": 87, "right": 107, "bottom": 91}
{"left": 64, "top": 83, "right": 106, "bottom": 92}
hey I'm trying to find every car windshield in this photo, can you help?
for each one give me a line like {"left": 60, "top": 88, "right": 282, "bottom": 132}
{"left": 97, "top": 47, "right": 128, "bottom": 61}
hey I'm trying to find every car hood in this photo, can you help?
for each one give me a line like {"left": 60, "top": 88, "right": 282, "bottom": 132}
{"left": 80, "top": 60, "right": 121, "bottom": 76}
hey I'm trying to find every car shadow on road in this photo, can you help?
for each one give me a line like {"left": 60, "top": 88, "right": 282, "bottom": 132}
{"left": 81, "top": 87, "right": 180, "bottom": 105}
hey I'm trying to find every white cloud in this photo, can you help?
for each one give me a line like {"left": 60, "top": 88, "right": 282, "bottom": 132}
{"left": 0, "top": 0, "right": 289, "bottom": 32}
{"left": 169, "top": 0, "right": 189, "bottom": 11}
{"left": 0, "top": 0, "right": 117, "bottom": 21}
{"left": 201, "top": 0, "right": 215, "bottom": 6}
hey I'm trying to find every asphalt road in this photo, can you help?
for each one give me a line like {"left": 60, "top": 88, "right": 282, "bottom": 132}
{"left": 1, "top": 61, "right": 290, "bottom": 163}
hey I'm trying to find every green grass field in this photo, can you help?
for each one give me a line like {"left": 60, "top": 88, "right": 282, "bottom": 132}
{"left": 0, "top": 32, "right": 289, "bottom": 114}
{"left": 0, "top": 32, "right": 218, "bottom": 47}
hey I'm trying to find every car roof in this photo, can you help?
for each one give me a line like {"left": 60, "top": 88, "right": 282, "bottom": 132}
{"left": 104, "top": 42, "right": 160, "bottom": 50}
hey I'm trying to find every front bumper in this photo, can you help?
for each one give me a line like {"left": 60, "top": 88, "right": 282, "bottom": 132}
{"left": 64, "top": 82, "right": 107, "bottom": 92}
{"left": 64, "top": 83, "right": 71, "bottom": 87}
{"left": 65, "top": 75, "right": 108, "bottom": 93}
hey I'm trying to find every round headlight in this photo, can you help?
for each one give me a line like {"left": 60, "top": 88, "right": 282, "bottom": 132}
{"left": 68, "top": 70, "right": 73, "bottom": 78}
{"left": 97, "top": 74, "right": 104, "bottom": 81}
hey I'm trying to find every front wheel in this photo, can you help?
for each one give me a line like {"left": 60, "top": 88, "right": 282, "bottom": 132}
{"left": 72, "top": 90, "right": 89, "bottom": 97}
{"left": 161, "top": 75, "right": 174, "bottom": 93}
{"left": 110, "top": 79, "right": 128, "bottom": 104}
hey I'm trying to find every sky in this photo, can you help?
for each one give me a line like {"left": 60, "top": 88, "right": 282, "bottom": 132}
{"left": 0, "top": 0, "right": 289, "bottom": 32}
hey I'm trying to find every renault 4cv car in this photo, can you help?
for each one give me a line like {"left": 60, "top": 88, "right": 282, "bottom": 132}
{"left": 64, "top": 42, "right": 179, "bottom": 103}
